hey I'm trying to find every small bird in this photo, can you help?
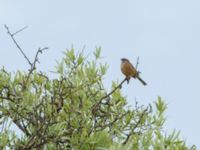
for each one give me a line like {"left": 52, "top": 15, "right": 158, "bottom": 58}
{"left": 121, "top": 58, "right": 147, "bottom": 85}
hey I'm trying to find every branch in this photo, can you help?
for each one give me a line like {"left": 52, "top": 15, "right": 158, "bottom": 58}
{"left": 123, "top": 106, "right": 149, "bottom": 144}
{"left": 13, "top": 119, "right": 31, "bottom": 136}
{"left": 135, "top": 57, "right": 139, "bottom": 70}
{"left": 4, "top": 25, "right": 31, "bottom": 65}
{"left": 95, "top": 111, "right": 130, "bottom": 132}
{"left": 31, "top": 47, "right": 48, "bottom": 70}
{"left": 12, "top": 26, "right": 28, "bottom": 36}
{"left": 26, "top": 47, "right": 48, "bottom": 82}
{"left": 5, "top": 25, "right": 48, "bottom": 84}
{"left": 92, "top": 77, "right": 127, "bottom": 114}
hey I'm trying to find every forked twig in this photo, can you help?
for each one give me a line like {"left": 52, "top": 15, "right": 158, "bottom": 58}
{"left": 4, "top": 25, "right": 31, "bottom": 65}
{"left": 4, "top": 25, "right": 48, "bottom": 83}
{"left": 12, "top": 26, "right": 28, "bottom": 36}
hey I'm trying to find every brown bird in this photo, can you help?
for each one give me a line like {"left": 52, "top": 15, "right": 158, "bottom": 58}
{"left": 121, "top": 58, "right": 147, "bottom": 85}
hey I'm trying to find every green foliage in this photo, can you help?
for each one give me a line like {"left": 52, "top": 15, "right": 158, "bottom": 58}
{"left": 0, "top": 48, "right": 196, "bottom": 149}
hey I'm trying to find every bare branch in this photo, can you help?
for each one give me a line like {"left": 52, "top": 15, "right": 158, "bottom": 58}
{"left": 4, "top": 25, "right": 32, "bottom": 65}
{"left": 135, "top": 56, "right": 139, "bottom": 70}
{"left": 4, "top": 25, "right": 48, "bottom": 71}
{"left": 30, "top": 47, "right": 48, "bottom": 71}
{"left": 5, "top": 25, "right": 48, "bottom": 86}
{"left": 12, "top": 26, "right": 28, "bottom": 36}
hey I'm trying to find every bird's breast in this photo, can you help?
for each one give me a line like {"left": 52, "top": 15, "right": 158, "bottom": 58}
{"left": 121, "top": 62, "right": 137, "bottom": 77}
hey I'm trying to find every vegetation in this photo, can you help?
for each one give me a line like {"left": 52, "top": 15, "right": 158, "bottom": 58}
{"left": 0, "top": 26, "right": 196, "bottom": 149}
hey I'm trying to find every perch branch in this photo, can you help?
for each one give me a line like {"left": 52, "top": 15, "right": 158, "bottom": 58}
{"left": 92, "top": 77, "right": 127, "bottom": 114}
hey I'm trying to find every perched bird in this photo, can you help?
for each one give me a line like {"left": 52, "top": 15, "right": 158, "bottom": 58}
{"left": 121, "top": 58, "right": 147, "bottom": 85}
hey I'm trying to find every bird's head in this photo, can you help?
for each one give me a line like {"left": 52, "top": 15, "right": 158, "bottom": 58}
{"left": 121, "top": 58, "right": 129, "bottom": 62}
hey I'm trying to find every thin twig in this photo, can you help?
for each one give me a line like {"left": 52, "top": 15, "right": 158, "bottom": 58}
{"left": 135, "top": 57, "right": 139, "bottom": 70}
{"left": 31, "top": 47, "right": 48, "bottom": 70}
{"left": 5, "top": 25, "right": 48, "bottom": 85}
{"left": 123, "top": 106, "right": 149, "bottom": 144}
{"left": 12, "top": 26, "right": 28, "bottom": 36}
{"left": 4, "top": 25, "right": 32, "bottom": 65}
{"left": 26, "top": 47, "right": 48, "bottom": 80}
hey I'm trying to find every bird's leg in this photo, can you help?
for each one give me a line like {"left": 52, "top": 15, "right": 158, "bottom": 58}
{"left": 126, "top": 76, "right": 131, "bottom": 84}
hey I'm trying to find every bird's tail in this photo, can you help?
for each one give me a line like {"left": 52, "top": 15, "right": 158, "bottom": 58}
{"left": 136, "top": 76, "right": 147, "bottom": 86}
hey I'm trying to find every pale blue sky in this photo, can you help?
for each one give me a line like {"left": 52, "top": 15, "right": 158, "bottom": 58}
{"left": 1, "top": 0, "right": 200, "bottom": 147}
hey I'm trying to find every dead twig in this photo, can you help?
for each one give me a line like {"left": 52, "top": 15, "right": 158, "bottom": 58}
{"left": 12, "top": 26, "right": 28, "bottom": 36}
{"left": 4, "top": 25, "right": 48, "bottom": 84}
{"left": 26, "top": 47, "right": 48, "bottom": 82}
{"left": 4, "top": 25, "right": 31, "bottom": 65}
{"left": 135, "top": 57, "right": 139, "bottom": 70}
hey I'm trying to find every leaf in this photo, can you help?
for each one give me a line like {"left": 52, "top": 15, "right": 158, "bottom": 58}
{"left": 77, "top": 54, "right": 84, "bottom": 65}
{"left": 155, "top": 96, "right": 167, "bottom": 115}
{"left": 93, "top": 46, "right": 101, "bottom": 59}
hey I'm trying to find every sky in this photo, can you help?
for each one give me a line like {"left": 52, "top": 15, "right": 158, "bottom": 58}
{"left": 1, "top": 0, "right": 200, "bottom": 147}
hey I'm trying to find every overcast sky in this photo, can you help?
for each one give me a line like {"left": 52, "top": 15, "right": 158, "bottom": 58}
{"left": 1, "top": 0, "right": 200, "bottom": 148}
